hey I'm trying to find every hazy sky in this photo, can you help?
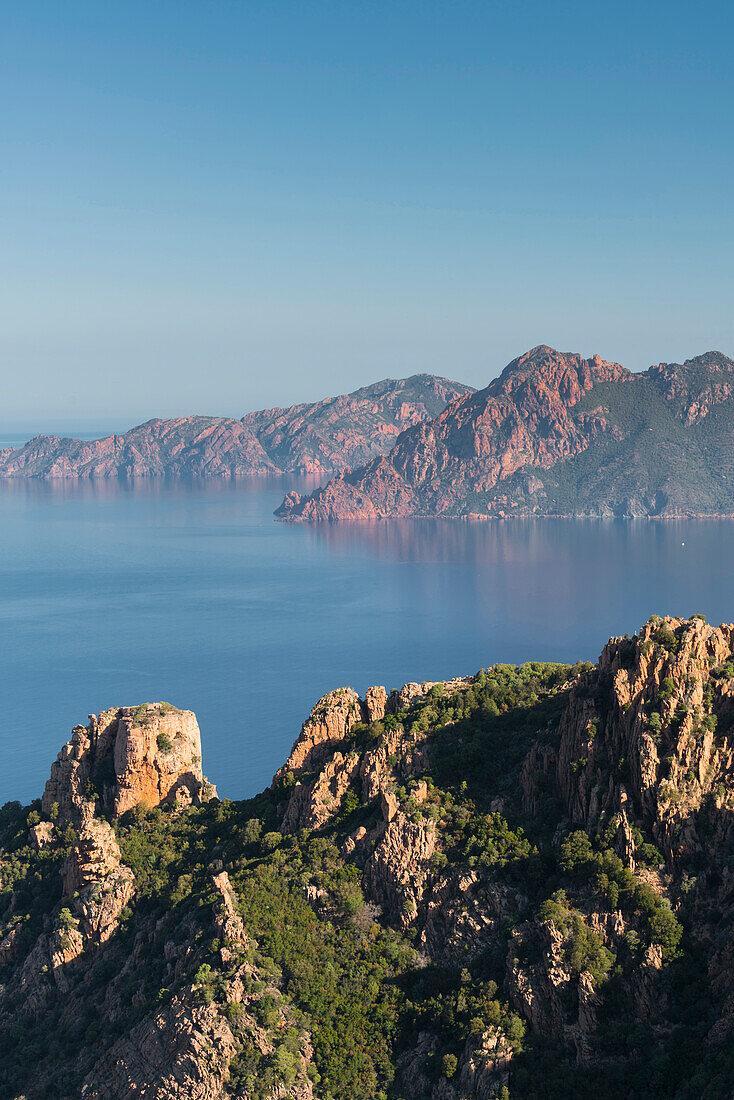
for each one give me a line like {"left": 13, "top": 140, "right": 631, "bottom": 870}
{"left": 1, "top": 1, "right": 733, "bottom": 424}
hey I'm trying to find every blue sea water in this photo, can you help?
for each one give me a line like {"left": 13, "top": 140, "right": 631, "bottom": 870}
{"left": 1, "top": 475, "right": 734, "bottom": 807}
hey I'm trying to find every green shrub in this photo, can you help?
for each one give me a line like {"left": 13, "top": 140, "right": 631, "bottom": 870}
{"left": 567, "top": 915, "right": 614, "bottom": 986}
{"left": 538, "top": 890, "right": 571, "bottom": 929}
{"left": 57, "top": 907, "right": 77, "bottom": 932}
{"left": 242, "top": 818, "right": 262, "bottom": 844}
{"left": 261, "top": 831, "right": 282, "bottom": 853}
{"left": 655, "top": 626, "right": 679, "bottom": 655}
{"left": 647, "top": 712, "right": 663, "bottom": 735}
{"left": 156, "top": 731, "right": 174, "bottom": 753}
{"left": 332, "top": 879, "right": 364, "bottom": 918}
{"left": 559, "top": 831, "right": 595, "bottom": 876}
{"left": 648, "top": 905, "right": 683, "bottom": 960}
{"left": 638, "top": 842, "right": 663, "bottom": 867}
{"left": 658, "top": 677, "right": 676, "bottom": 702}
{"left": 338, "top": 790, "right": 361, "bottom": 819}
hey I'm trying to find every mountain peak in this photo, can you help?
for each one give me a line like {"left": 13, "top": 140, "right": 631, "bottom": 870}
{"left": 278, "top": 344, "right": 733, "bottom": 522}
{"left": 681, "top": 350, "right": 734, "bottom": 371}
{"left": 492, "top": 346, "right": 628, "bottom": 395}
{"left": 497, "top": 344, "right": 563, "bottom": 377}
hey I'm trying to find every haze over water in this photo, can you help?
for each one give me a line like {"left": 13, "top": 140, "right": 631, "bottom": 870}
{"left": 2, "top": 476, "right": 733, "bottom": 807}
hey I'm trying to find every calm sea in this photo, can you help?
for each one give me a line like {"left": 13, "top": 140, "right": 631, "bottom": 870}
{"left": 1, "top": 475, "right": 733, "bottom": 806}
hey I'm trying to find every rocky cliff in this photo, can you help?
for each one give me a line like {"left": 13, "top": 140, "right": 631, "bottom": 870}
{"left": 0, "top": 375, "right": 471, "bottom": 480}
{"left": 2, "top": 617, "right": 734, "bottom": 1098}
{"left": 42, "top": 702, "right": 213, "bottom": 825}
{"left": 277, "top": 345, "right": 734, "bottom": 520}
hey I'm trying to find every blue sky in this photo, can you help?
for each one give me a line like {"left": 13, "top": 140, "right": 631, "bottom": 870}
{"left": 1, "top": 0, "right": 732, "bottom": 423}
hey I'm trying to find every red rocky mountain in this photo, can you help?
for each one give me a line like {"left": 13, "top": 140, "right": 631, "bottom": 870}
{"left": 276, "top": 345, "right": 734, "bottom": 521}
{"left": 0, "top": 374, "right": 472, "bottom": 479}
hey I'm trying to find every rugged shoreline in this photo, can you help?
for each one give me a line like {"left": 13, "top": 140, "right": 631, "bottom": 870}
{"left": 277, "top": 510, "right": 734, "bottom": 523}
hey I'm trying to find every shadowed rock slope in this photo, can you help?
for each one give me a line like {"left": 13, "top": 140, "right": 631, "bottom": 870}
{"left": 277, "top": 346, "right": 734, "bottom": 520}
{"left": 0, "top": 375, "right": 471, "bottom": 480}
{"left": 3, "top": 617, "right": 734, "bottom": 1097}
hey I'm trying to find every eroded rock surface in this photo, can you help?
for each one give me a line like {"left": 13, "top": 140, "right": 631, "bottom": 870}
{"left": 43, "top": 702, "right": 214, "bottom": 825}
{"left": 276, "top": 688, "right": 367, "bottom": 780}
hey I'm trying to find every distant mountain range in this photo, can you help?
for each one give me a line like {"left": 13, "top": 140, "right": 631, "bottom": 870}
{"left": 0, "top": 374, "right": 472, "bottom": 479}
{"left": 4, "top": 347, "right": 734, "bottom": 520}
{"left": 277, "top": 346, "right": 734, "bottom": 521}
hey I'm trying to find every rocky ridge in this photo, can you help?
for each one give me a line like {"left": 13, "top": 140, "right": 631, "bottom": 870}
{"left": 2, "top": 617, "right": 734, "bottom": 1097}
{"left": 277, "top": 346, "right": 734, "bottom": 520}
{"left": 81, "top": 871, "right": 316, "bottom": 1100}
{"left": 268, "top": 615, "right": 734, "bottom": 1095}
{"left": 0, "top": 375, "right": 471, "bottom": 480}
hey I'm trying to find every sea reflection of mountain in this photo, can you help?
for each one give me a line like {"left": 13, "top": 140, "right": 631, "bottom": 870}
{"left": 305, "top": 516, "right": 733, "bottom": 640}
{"left": 305, "top": 516, "right": 529, "bottom": 563}
{"left": 304, "top": 514, "right": 665, "bottom": 567}
{"left": 0, "top": 472, "right": 325, "bottom": 503}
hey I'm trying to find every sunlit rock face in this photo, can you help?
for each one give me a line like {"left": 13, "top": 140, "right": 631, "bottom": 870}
{"left": 42, "top": 702, "right": 213, "bottom": 825}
